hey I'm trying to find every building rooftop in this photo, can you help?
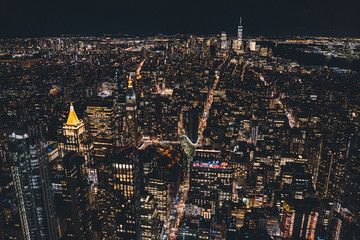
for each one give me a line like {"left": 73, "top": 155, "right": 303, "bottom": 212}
{"left": 66, "top": 103, "right": 80, "bottom": 126}
{"left": 192, "top": 160, "right": 231, "bottom": 169}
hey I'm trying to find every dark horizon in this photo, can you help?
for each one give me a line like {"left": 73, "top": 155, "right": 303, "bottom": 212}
{"left": 1, "top": 0, "right": 360, "bottom": 39}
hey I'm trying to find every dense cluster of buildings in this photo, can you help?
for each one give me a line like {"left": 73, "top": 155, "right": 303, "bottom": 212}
{"left": 0, "top": 21, "right": 360, "bottom": 240}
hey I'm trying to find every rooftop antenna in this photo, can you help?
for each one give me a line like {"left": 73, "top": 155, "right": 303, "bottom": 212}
{"left": 240, "top": 17, "right": 242, "bottom": 25}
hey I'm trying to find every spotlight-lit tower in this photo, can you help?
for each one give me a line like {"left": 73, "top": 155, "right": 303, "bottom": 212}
{"left": 60, "top": 103, "right": 93, "bottom": 165}
{"left": 125, "top": 77, "right": 139, "bottom": 147}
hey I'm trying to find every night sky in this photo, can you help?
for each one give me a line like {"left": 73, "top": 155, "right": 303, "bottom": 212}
{"left": 1, "top": 0, "right": 359, "bottom": 38}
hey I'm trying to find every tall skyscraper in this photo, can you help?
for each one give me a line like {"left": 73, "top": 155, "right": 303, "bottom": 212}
{"left": 115, "top": 73, "right": 128, "bottom": 147}
{"left": 9, "top": 125, "right": 58, "bottom": 240}
{"left": 61, "top": 152, "right": 93, "bottom": 240}
{"left": 111, "top": 146, "right": 142, "bottom": 240}
{"left": 96, "top": 158, "right": 115, "bottom": 239}
{"left": 221, "top": 31, "right": 227, "bottom": 50}
{"left": 125, "top": 77, "right": 139, "bottom": 147}
{"left": 209, "top": 40, "right": 216, "bottom": 58}
{"left": 86, "top": 97, "right": 116, "bottom": 162}
{"left": 237, "top": 17, "right": 243, "bottom": 45}
{"left": 316, "top": 134, "right": 348, "bottom": 201}
{"left": 59, "top": 103, "right": 93, "bottom": 165}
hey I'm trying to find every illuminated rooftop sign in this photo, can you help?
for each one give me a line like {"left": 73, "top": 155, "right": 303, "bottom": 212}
{"left": 192, "top": 160, "right": 231, "bottom": 169}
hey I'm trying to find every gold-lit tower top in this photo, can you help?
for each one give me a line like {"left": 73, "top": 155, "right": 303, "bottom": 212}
{"left": 66, "top": 103, "right": 80, "bottom": 125}
{"left": 128, "top": 76, "right": 133, "bottom": 88}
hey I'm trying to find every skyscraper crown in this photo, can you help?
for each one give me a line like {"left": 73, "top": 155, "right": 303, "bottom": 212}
{"left": 128, "top": 76, "right": 133, "bottom": 88}
{"left": 66, "top": 103, "right": 80, "bottom": 125}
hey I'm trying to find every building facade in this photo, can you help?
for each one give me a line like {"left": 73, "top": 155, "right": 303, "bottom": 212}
{"left": 9, "top": 125, "right": 58, "bottom": 240}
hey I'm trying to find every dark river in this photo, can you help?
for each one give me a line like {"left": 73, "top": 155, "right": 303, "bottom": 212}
{"left": 259, "top": 42, "right": 360, "bottom": 73}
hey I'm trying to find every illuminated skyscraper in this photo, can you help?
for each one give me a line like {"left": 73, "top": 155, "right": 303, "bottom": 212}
{"left": 316, "top": 135, "right": 348, "bottom": 201}
{"left": 59, "top": 103, "right": 93, "bottom": 165}
{"left": 86, "top": 97, "right": 116, "bottom": 162}
{"left": 86, "top": 97, "right": 116, "bottom": 237}
{"left": 9, "top": 125, "right": 58, "bottom": 240}
{"left": 140, "top": 194, "right": 161, "bottom": 240}
{"left": 221, "top": 31, "right": 227, "bottom": 50}
{"left": 188, "top": 150, "right": 234, "bottom": 216}
{"left": 125, "top": 77, "right": 139, "bottom": 147}
{"left": 237, "top": 17, "right": 243, "bottom": 45}
{"left": 111, "top": 147, "right": 142, "bottom": 240}
{"left": 280, "top": 197, "right": 319, "bottom": 239}
{"left": 145, "top": 176, "right": 171, "bottom": 221}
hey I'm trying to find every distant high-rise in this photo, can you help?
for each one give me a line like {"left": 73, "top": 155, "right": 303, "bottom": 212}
{"left": 209, "top": 40, "right": 216, "bottom": 58}
{"left": 9, "top": 125, "right": 58, "bottom": 240}
{"left": 221, "top": 31, "right": 227, "bottom": 50}
{"left": 125, "top": 77, "right": 139, "bottom": 147}
{"left": 316, "top": 135, "right": 348, "bottom": 201}
{"left": 238, "top": 17, "right": 243, "bottom": 44}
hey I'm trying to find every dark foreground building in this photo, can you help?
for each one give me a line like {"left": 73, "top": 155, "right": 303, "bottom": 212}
{"left": 9, "top": 125, "right": 58, "bottom": 240}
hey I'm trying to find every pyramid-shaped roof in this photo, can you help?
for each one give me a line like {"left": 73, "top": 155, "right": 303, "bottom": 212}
{"left": 66, "top": 103, "right": 80, "bottom": 125}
